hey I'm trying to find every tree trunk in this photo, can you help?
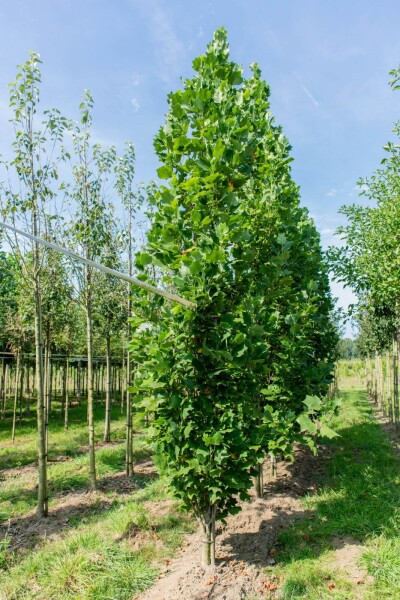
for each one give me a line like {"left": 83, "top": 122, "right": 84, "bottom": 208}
{"left": 126, "top": 237, "right": 133, "bottom": 475}
{"left": 104, "top": 336, "right": 112, "bottom": 443}
{"left": 86, "top": 270, "right": 97, "bottom": 490}
{"left": 25, "top": 364, "right": 31, "bottom": 416}
{"left": 61, "top": 361, "right": 66, "bottom": 417}
{"left": 393, "top": 335, "right": 399, "bottom": 429}
{"left": 11, "top": 352, "right": 20, "bottom": 443}
{"left": 77, "top": 360, "right": 82, "bottom": 404}
{"left": 126, "top": 351, "right": 133, "bottom": 476}
{"left": 1, "top": 359, "right": 6, "bottom": 418}
{"left": 113, "top": 365, "right": 117, "bottom": 405}
{"left": 19, "top": 358, "right": 24, "bottom": 422}
{"left": 199, "top": 505, "right": 217, "bottom": 566}
{"left": 44, "top": 342, "right": 51, "bottom": 459}
{"left": 34, "top": 279, "right": 48, "bottom": 517}
{"left": 386, "top": 350, "right": 392, "bottom": 422}
{"left": 270, "top": 453, "right": 277, "bottom": 478}
{"left": 253, "top": 462, "right": 264, "bottom": 498}
{"left": 64, "top": 357, "right": 70, "bottom": 430}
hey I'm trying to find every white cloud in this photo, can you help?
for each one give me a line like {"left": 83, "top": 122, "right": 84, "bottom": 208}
{"left": 136, "top": 0, "right": 185, "bottom": 84}
{"left": 326, "top": 187, "right": 337, "bottom": 197}
{"left": 131, "top": 73, "right": 142, "bottom": 87}
{"left": 131, "top": 97, "right": 140, "bottom": 112}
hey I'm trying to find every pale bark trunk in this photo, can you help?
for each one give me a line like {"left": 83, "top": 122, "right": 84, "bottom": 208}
{"left": 126, "top": 350, "right": 133, "bottom": 476}
{"left": 86, "top": 269, "right": 97, "bottom": 490}
{"left": 103, "top": 336, "right": 112, "bottom": 443}
{"left": 393, "top": 335, "right": 399, "bottom": 429}
{"left": 1, "top": 359, "right": 6, "bottom": 418}
{"left": 25, "top": 363, "right": 31, "bottom": 416}
{"left": 64, "top": 357, "right": 70, "bottom": 430}
{"left": 11, "top": 352, "right": 20, "bottom": 443}
{"left": 77, "top": 360, "right": 81, "bottom": 404}
{"left": 253, "top": 462, "right": 264, "bottom": 498}
{"left": 18, "top": 358, "right": 24, "bottom": 422}
{"left": 199, "top": 505, "right": 217, "bottom": 566}
{"left": 34, "top": 270, "right": 48, "bottom": 517}
{"left": 126, "top": 230, "right": 133, "bottom": 475}
{"left": 270, "top": 453, "right": 277, "bottom": 478}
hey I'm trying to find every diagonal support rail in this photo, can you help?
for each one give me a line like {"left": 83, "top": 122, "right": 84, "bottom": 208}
{"left": 0, "top": 221, "right": 195, "bottom": 309}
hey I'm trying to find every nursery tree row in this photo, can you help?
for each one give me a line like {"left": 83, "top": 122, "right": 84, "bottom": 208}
{"left": 0, "top": 53, "right": 143, "bottom": 515}
{"left": 329, "top": 66, "right": 400, "bottom": 423}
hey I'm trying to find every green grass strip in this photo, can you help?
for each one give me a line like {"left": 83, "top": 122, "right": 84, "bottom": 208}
{"left": 273, "top": 389, "right": 400, "bottom": 599}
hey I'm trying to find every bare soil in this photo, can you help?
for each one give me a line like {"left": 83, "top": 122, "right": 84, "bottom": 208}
{"left": 137, "top": 446, "right": 324, "bottom": 600}
{"left": 0, "top": 457, "right": 156, "bottom": 552}
{"left": 331, "top": 536, "right": 373, "bottom": 586}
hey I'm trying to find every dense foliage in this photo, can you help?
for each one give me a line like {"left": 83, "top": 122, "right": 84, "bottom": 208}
{"left": 130, "top": 28, "right": 338, "bottom": 564}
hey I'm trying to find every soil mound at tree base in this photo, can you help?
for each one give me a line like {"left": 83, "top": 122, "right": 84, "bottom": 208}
{"left": 138, "top": 446, "right": 322, "bottom": 600}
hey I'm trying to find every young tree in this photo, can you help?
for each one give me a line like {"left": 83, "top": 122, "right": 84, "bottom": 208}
{"left": 93, "top": 258, "right": 127, "bottom": 443}
{"left": 0, "top": 53, "right": 67, "bottom": 516}
{"left": 66, "top": 93, "right": 118, "bottom": 489}
{"left": 115, "top": 143, "right": 143, "bottom": 475}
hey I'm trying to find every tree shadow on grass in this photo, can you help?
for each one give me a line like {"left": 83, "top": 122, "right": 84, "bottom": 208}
{"left": 0, "top": 495, "right": 115, "bottom": 552}
{"left": 0, "top": 471, "right": 158, "bottom": 552}
{"left": 219, "top": 397, "right": 400, "bottom": 572}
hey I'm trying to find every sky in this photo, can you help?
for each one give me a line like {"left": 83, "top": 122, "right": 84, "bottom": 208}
{"left": 1, "top": 0, "right": 400, "bottom": 336}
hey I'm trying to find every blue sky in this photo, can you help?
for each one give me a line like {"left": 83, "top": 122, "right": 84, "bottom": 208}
{"left": 1, "top": 0, "right": 400, "bottom": 333}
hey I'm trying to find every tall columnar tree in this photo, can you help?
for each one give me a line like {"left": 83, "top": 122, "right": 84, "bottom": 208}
{"left": 329, "top": 66, "right": 400, "bottom": 416}
{"left": 130, "top": 28, "right": 337, "bottom": 565}
{"left": 93, "top": 253, "right": 128, "bottom": 443}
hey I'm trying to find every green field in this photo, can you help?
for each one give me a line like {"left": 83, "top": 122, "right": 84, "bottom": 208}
{"left": 1, "top": 366, "right": 400, "bottom": 599}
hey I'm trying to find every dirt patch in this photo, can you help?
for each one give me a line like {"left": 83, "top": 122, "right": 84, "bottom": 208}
{"left": 98, "top": 459, "right": 157, "bottom": 495}
{"left": 0, "top": 459, "right": 158, "bottom": 552}
{"left": 117, "top": 522, "right": 162, "bottom": 550}
{"left": 0, "top": 462, "right": 37, "bottom": 481}
{"left": 143, "top": 499, "right": 176, "bottom": 519}
{"left": 331, "top": 536, "right": 373, "bottom": 586}
{"left": 0, "top": 490, "right": 113, "bottom": 552}
{"left": 137, "top": 446, "right": 323, "bottom": 600}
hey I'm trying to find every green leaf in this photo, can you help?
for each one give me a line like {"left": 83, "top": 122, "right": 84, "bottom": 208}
{"left": 157, "top": 165, "right": 173, "bottom": 179}
{"left": 214, "top": 87, "right": 223, "bottom": 103}
{"left": 320, "top": 424, "right": 339, "bottom": 439}
{"left": 303, "top": 395, "right": 322, "bottom": 413}
{"left": 297, "top": 414, "right": 317, "bottom": 434}
{"left": 203, "top": 431, "right": 224, "bottom": 446}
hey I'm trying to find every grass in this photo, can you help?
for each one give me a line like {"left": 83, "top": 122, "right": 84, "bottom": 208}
{"left": 0, "top": 396, "right": 196, "bottom": 599}
{"left": 270, "top": 374, "right": 400, "bottom": 599}
{"left": 2, "top": 366, "right": 400, "bottom": 599}
{"left": 0, "top": 397, "right": 152, "bottom": 521}
{"left": 0, "top": 396, "right": 129, "bottom": 470}
{"left": 0, "top": 479, "right": 195, "bottom": 599}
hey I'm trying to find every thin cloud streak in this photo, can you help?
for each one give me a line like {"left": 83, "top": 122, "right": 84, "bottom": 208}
{"left": 300, "top": 83, "right": 319, "bottom": 107}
